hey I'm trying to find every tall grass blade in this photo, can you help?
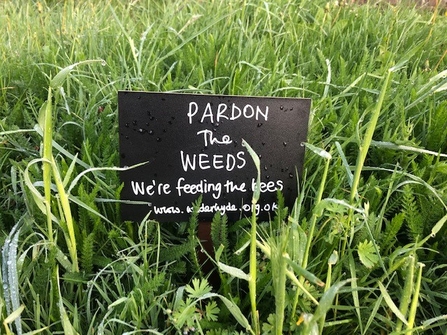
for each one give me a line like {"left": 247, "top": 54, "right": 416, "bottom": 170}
{"left": 56, "top": 266, "right": 79, "bottom": 335}
{"left": 242, "top": 139, "right": 260, "bottom": 202}
{"left": 335, "top": 141, "right": 353, "bottom": 187}
{"left": 50, "top": 60, "right": 105, "bottom": 89}
{"left": 302, "top": 144, "right": 331, "bottom": 269}
{"left": 37, "top": 60, "right": 105, "bottom": 272}
{"left": 242, "top": 139, "right": 261, "bottom": 334}
{"left": 216, "top": 294, "right": 255, "bottom": 335}
{"left": 3, "top": 305, "right": 24, "bottom": 335}
{"left": 420, "top": 212, "right": 447, "bottom": 245}
{"left": 313, "top": 280, "right": 350, "bottom": 322}
{"left": 362, "top": 290, "right": 384, "bottom": 335}
{"left": 50, "top": 158, "right": 79, "bottom": 272}
{"left": 348, "top": 250, "right": 363, "bottom": 334}
{"left": 396, "top": 254, "right": 415, "bottom": 332}
{"left": 406, "top": 263, "right": 425, "bottom": 334}
{"left": 378, "top": 281, "right": 408, "bottom": 326}
{"left": 284, "top": 254, "right": 324, "bottom": 287}
{"left": 350, "top": 69, "right": 393, "bottom": 204}
{"left": 217, "top": 261, "right": 250, "bottom": 281}
{"left": 1, "top": 219, "right": 24, "bottom": 335}
{"left": 303, "top": 142, "right": 332, "bottom": 160}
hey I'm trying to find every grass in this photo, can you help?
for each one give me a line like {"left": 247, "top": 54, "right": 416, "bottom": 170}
{"left": 1, "top": 0, "right": 447, "bottom": 334}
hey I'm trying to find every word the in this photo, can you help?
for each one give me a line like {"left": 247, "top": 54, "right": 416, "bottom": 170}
{"left": 197, "top": 129, "right": 232, "bottom": 146}
{"left": 188, "top": 101, "right": 269, "bottom": 124}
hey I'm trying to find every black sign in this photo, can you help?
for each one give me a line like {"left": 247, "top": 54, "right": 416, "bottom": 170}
{"left": 119, "top": 91, "right": 310, "bottom": 222}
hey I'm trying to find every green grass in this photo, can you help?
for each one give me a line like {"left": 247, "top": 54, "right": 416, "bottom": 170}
{"left": 1, "top": 0, "right": 447, "bottom": 334}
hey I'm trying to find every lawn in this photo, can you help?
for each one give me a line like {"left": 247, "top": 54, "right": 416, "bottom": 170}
{"left": 1, "top": 0, "right": 447, "bottom": 334}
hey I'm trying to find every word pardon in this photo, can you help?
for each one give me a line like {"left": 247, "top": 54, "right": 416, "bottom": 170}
{"left": 118, "top": 91, "right": 310, "bottom": 222}
{"left": 187, "top": 101, "right": 269, "bottom": 124}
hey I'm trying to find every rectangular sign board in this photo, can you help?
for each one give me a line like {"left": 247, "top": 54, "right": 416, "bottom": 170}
{"left": 119, "top": 91, "right": 310, "bottom": 222}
